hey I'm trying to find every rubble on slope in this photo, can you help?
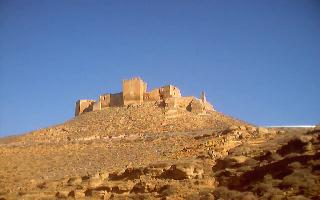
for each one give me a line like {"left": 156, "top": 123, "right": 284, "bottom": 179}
{"left": 1, "top": 125, "right": 318, "bottom": 199}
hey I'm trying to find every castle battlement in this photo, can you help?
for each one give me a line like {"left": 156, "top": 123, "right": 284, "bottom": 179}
{"left": 75, "top": 77, "right": 214, "bottom": 116}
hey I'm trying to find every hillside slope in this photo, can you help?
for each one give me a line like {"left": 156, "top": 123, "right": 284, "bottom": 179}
{"left": 20, "top": 104, "right": 247, "bottom": 143}
{"left": 1, "top": 105, "right": 318, "bottom": 199}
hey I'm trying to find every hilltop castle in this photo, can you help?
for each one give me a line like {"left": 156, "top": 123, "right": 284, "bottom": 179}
{"left": 75, "top": 77, "right": 214, "bottom": 116}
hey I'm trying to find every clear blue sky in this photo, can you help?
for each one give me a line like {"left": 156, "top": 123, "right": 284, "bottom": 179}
{"left": 1, "top": 0, "right": 319, "bottom": 136}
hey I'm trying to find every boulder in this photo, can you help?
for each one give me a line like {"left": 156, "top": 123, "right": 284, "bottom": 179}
{"left": 55, "top": 190, "right": 71, "bottom": 198}
{"left": 88, "top": 176, "right": 103, "bottom": 188}
{"left": 159, "top": 162, "right": 204, "bottom": 180}
{"left": 74, "top": 189, "right": 86, "bottom": 198}
{"left": 67, "top": 176, "right": 82, "bottom": 186}
{"left": 297, "top": 135, "right": 313, "bottom": 143}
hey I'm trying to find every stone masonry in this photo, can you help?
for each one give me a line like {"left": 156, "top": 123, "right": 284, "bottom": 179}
{"left": 122, "top": 78, "right": 147, "bottom": 106}
{"left": 75, "top": 100, "right": 96, "bottom": 116}
{"left": 75, "top": 77, "right": 214, "bottom": 116}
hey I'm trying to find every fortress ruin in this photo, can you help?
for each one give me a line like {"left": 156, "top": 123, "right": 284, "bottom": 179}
{"left": 75, "top": 77, "right": 214, "bottom": 116}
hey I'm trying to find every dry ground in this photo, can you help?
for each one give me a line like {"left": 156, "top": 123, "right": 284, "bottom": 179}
{"left": 0, "top": 105, "right": 319, "bottom": 199}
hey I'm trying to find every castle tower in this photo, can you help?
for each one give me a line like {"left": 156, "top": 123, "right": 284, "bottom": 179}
{"left": 122, "top": 77, "right": 147, "bottom": 105}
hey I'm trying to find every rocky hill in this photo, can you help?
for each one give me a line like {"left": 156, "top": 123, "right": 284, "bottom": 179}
{"left": 0, "top": 105, "right": 319, "bottom": 200}
{"left": 19, "top": 103, "right": 247, "bottom": 143}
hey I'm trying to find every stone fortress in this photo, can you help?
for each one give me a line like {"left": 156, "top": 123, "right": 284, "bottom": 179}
{"left": 75, "top": 77, "right": 214, "bottom": 116}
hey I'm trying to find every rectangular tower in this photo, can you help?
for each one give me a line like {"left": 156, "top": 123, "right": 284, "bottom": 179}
{"left": 122, "top": 77, "right": 147, "bottom": 105}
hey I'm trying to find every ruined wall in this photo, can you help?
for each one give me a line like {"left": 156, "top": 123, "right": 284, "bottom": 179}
{"left": 165, "top": 96, "right": 194, "bottom": 109}
{"left": 110, "top": 92, "right": 123, "bottom": 106}
{"left": 92, "top": 101, "right": 101, "bottom": 111}
{"left": 186, "top": 99, "right": 206, "bottom": 113}
{"left": 203, "top": 101, "right": 214, "bottom": 111}
{"left": 164, "top": 96, "right": 214, "bottom": 113}
{"left": 176, "top": 97, "right": 195, "bottom": 109}
{"left": 75, "top": 100, "right": 96, "bottom": 116}
{"left": 160, "top": 85, "right": 181, "bottom": 99}
{"left": 143, "top": 88, "right": 161, "bottom": 102}
{"left": 122, "top": 78, "right": 147, "bottom": 105}
{"left": 99, "top": 94, "right": 111, "bottom": 108}
{"left": 144, "top": 85, "right": 181, "bottom": 102}
{"left": 99, "top": 93, "right": 124, "bottom": 108}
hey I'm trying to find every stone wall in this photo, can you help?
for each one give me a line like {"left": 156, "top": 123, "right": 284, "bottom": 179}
{"left": 203, "top": 101, "right": 214, "bottom": 111}
{"left": 144, "top": 85, "right": 181, "bottom": 102}
{"left": 110, "top": 92, "right": 123, "bottom": 106}
{"left": 75, "top": 100, "right": 96, "bottom": 116}
{"left": 165, "top": 96, "right": 194, "bottom": 109}
{"left": 160, "top": 85, "right": 181, "bottom": 98}
{"left": 92, "top": 101, "right": 101, "bottom": 111}
{"left": 122, "top": 78, "right": 147, "bottom": 105}
{"left": 99, "top": 94, "right": 111, "bottom": 109}
{"left": 144, "top": 88, "right": 161, "bottom": 102}
{"left": 99, "top": 93, "right": 124, "bottom": 109}
{"left": 165, "top": 96, "right": 215, "bottom": 113}
{"left": 176, "top": 97, "right": 195, "bottom": 109}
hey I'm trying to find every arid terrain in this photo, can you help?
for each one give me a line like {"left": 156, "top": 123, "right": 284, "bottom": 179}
{"left": 0, "top": 104, "right": 319, "bottom": 199}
